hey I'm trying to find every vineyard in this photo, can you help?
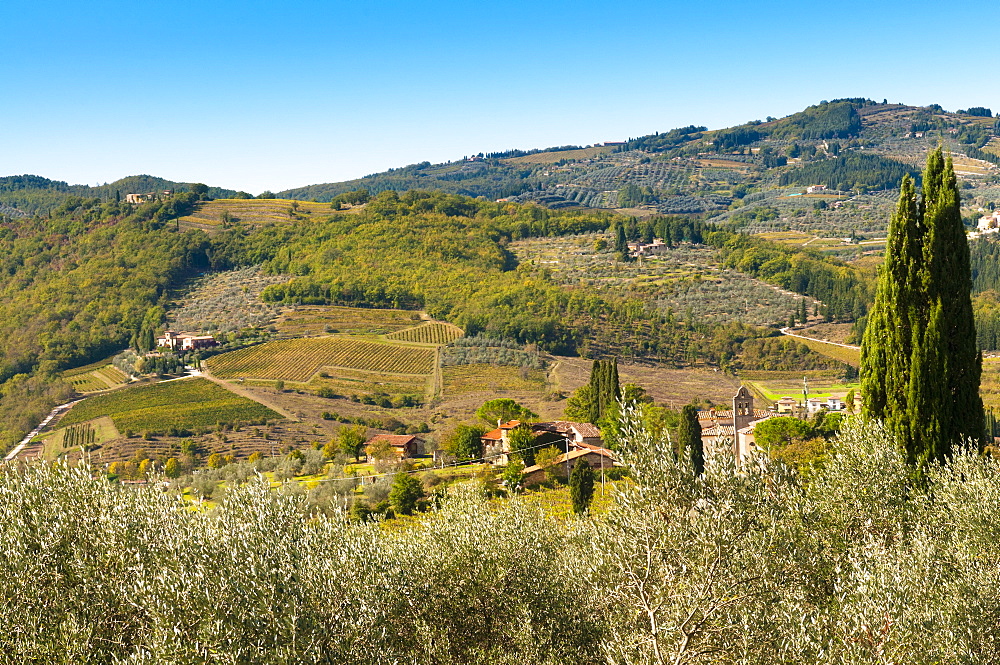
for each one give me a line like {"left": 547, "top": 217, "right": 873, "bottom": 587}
{"left": 273, "top": 305, "right": 420, "bottom": 336}
{"left": 208, "top": 337, "right": 436, "bottom": 382}
{"left": 385, "top": 322, "right": 463, "bottom": 345}
{"left": 58, "top": 378, "right": 280, "bottom": 434}
{"left": 61, "top": 363, "right": 130, "bottom": 393}
{"left": 442, "top": 364, "right": 547, "bottom": 396}
{"left": 309, "top": 367, "right": 432, "bottom": 399}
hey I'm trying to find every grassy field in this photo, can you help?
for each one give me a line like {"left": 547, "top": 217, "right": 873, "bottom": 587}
{"left": 442, "top": 364, "right": 547, "bottom": 395}
{"left": 208, "top": 337, "right": 436, "bottom": 382}
{"left": 503, "top": 146, "right": 613, "bottom": 165}
{"left": 385, "top": 322, "right": 463, "bottom": 345}
{"left": 58, "top": 378, "right": 281, "bottom": 434}
{"left": 742, "top": 370, "right": 858, "bottom": 403}
{"left": 787, "top": 336, "right": 861, "bottom": 367}
{"left": 40, "top": 417, "right": 119, "bottom": 460}
{"left": 178, "top": 199, "right": 335, "bottom": 231}
{"left": 62, "top": 363, "right": 130, "bottom": 393}
{"left": 272, "top": 305, "right": 420, "bottom": 336}
{"left": 981, "top": 358, "right": 1000, "bottom": 410}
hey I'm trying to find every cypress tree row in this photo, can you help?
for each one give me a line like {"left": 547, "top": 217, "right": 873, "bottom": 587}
{"left": 586, "top": 358, "right": 622, "bottom": 423}
{"left": 861, "top": 148, "right": 984, "bottom": 466}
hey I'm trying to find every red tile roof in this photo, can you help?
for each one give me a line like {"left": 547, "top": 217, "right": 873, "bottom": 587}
{"left": 364, "top": 434, "right": 421, "bottom": 447}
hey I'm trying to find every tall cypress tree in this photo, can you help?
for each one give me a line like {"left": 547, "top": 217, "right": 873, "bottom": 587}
{"left": 678, "top": 404, "right": 703, "bottom": 474}
{"left": 862, "top": 148, "right": 984, "bottom": 466}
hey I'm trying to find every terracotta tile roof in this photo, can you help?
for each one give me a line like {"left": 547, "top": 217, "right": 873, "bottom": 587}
{"left": 364, "top": 434, "right": 421, "bottom": 447}
{"left": 482, "top": 420, "right": 523, "bottom": 441}
{"left": 522, "top": 447, "right": 616, "bottom": 475}
{"left": 532, "top": 421, "right": 602, "bottom": 438}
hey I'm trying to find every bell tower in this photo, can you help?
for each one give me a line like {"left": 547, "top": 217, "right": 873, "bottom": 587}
{"left": 733, "top": 386, "right": 754, "bottom": 432}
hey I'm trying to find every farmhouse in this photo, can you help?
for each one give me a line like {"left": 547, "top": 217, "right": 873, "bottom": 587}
{"left": 806, "top": 185, "right": 827, "bottom": 194}
{"left": 156, "top": 331, "right": 217, "bottom": 351}
{"left": 521, "top": 447, "right": 617, "bottom": 487}
{"left": 483, "top": 420, "right": 606, "bottom": 465}
{"left": 364, "top": 434, "right": 424, "bottom": 461}
{"left": 628, "top": 238, "right": 669, "bottom": 258}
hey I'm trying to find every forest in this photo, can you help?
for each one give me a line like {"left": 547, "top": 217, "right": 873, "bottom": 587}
{"left": 777, "top": 153, "right": 918, "bottom": 192}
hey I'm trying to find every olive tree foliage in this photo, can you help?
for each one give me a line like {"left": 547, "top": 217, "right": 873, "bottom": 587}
{"left": 9, "top": 414, "right": 1000, "bottom": 662}
{"left": 0, "top": 462, "right": 600, "bottom": 664}
{"left": 589, "top": 407, "right": 1000, "bottom": 664}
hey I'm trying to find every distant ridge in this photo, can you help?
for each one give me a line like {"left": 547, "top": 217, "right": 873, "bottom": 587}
{"left": 0, "top": 174, "right": 240, "bottom": 215}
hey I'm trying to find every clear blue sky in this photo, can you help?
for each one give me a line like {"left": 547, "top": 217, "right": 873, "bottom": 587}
{"left": 2, "top": 0, "right": 998, "bottom": 194}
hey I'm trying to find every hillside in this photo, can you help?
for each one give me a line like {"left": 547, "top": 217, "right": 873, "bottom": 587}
{"left": 0, "top": 174, "right": 241, "bottom": 215}
{"left": 274, "top": 99, "right": 1000, "bottom": 239}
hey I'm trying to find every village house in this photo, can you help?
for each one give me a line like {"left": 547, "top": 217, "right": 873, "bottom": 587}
{"left": 482, "top": 420, "right": 607, "bottom": 465}
{"left": 521, "top": 447, "right": 617, "bottom": 488}
{"left": 775, "top": 396, "right": 798, "bottom": 414}
{"left": 978, "top": 211, "right": 1000, "bottom": 233}
{"left": 806, "top": 185, "right": 827, "bottom": 194}
{"left": 806, "top": 396, "right": 845, "bottom": 415}
{"left": 156, "top": 331, "right": 217, "bottom": 351}
{"left": 364, "top": 434, "right": 424, "bottom": 461}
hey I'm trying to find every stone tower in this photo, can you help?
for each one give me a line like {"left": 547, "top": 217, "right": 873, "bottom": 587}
{"left": 733, "top": 385, "right": 754, "bottom": 433}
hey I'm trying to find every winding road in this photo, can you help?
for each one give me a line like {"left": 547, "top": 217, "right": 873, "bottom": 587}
{"left": 3, "top": 399, "right": 82, "bottom": 463}
{"left": 779, "top": 327, "right": 860, "bottom": 351}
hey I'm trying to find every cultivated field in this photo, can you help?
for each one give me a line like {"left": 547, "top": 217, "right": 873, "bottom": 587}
{"left": 39, "top": 417, "right": 119, "bottom": 460}
{"left": 551, "top": 356, "right": 742, "bottom": 409}
{"left": 208, "top": 337, "right": 435, "bottom": 382}
{"left": 309, "top": 368, "right": 432, "bottom": 399}
{"left": 442, "top": 364, "right": 547, "bottom": 396}
{"left": 741, "top": 370, "right": 859, "bottom": 403}
{"left": 177, "top": 198, "right": 336, "bottom": 231}
{"left": 785, "top": 335, "right": 861, "bottom": 367}
{"left": 273, "top": 305, "right": 420, "bottom": 336}
{"left": 504, "top": 146, "right": 613, "bottom": 165}
{"left": 386, "top": 322, "right": 463, "bottom": 345}
{"left": 58, "top": 378, "right": 280, "bottom": 434}
{"left": 62, "top": 363, "right": 130, "bottom": 393}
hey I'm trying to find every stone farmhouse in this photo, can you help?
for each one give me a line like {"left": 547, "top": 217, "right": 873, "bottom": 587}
{"left": 156, "top": 331, "right": 217, "bottom": 351}
{"left": 628, "top": 238, "right": 669, "bottom": 258}
{"left": 481, "top": 420, "right": 607, "bottom": 466}
{"left": 521, "top": 447, "right": 617, "bottom": 487}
